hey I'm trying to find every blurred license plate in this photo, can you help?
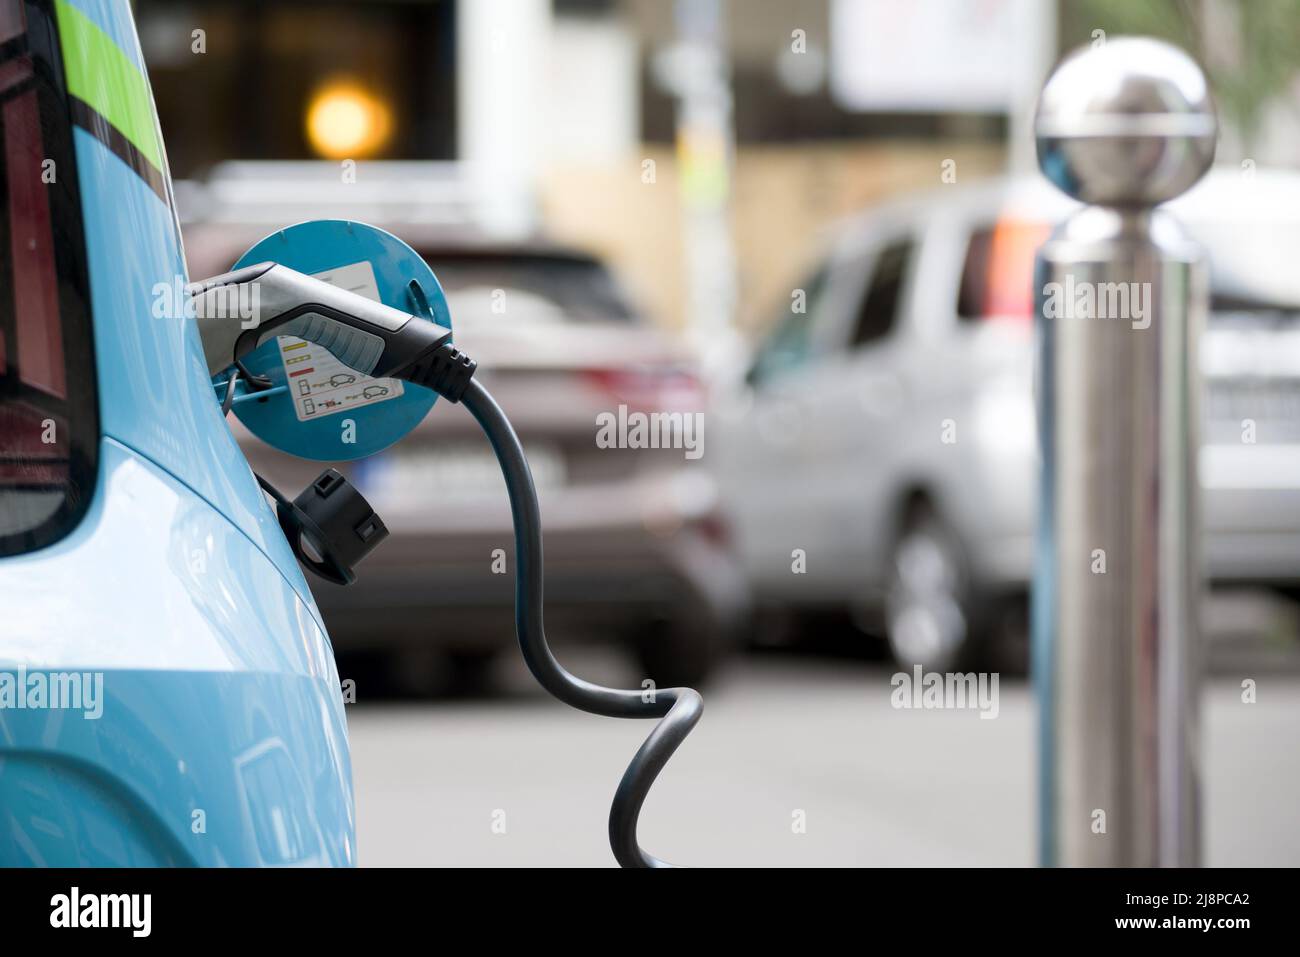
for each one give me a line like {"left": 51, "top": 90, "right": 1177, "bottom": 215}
{"left": 354, "top": 442, "right": 566, "bottom": 509}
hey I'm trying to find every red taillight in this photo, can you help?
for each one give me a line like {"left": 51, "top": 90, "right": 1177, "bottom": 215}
{"left": 0, "top": 404, "right": 67, "bottom": 484}
{"left": 693, "top": 511, "right": 731, "bottom": 548}
{"left": 582, "top": 367, "right": 705, "bottom": 413}
{"left": 4, "top": 84, "right": 64, "bottom": 397}
{"left": 984, "top": 219, "right": 1052, "bottom": 325}
{"left": 0, "top": 76, "right": 68, "bottom": 490}
{"left": 0, "top": 9, "right": 98, "bottom": 557}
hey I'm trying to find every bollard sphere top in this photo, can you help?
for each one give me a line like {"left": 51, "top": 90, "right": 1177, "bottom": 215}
{"left": 1035, "top": 37, "right": 1217, "bottom": 206}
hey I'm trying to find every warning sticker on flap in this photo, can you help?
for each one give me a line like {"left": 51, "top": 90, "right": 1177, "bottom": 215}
{"left": 278, "top": 260, "right": 405, "bottom": 422}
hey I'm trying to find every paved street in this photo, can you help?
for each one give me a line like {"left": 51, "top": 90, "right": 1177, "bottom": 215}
{"left": 347, "top": 649, "right": 1300, "bottom": 867}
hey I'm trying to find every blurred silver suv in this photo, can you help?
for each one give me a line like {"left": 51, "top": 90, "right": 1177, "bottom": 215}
{"left": 713, "top": 170, "right": 1300, "bottom": 670}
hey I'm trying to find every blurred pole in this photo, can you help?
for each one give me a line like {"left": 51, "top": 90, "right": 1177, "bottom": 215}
{"left": 662, "top": 0, "right": 738, "bottom": 369}
{"left": 1033, "top": 39, "right": 1217, "bottom": 866}
{"left": 457, "top": 0, "right": 550, "bottom": 238}
{"left": 1006, "top": 0, "right": 1056, "bottom": 175}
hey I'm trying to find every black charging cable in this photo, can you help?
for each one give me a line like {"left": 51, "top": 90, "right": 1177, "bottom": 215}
{"left": 458, "top": 375, "right": 703, "bottom": 868}
{"left": 418, "top": 343, "right": 703, "bottom": 867}
{"left": 236, "top": 356, "right": 273, "bottom": 393}
{"left": 220, "top": 368, "right": 241, "bottom": 416}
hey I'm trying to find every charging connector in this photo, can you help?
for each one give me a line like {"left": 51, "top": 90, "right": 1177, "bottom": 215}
{"left": 391, "top": 341, "right": 478, "bottom": 403}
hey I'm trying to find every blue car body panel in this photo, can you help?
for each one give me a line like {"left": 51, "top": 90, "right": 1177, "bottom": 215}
{"left": 0, "top": 0, "right": 356, "bottom": 865}
{"left": 0, "top": 443, "right": 355, "bottom": 866}
{"left": 72, "top": 124, "right": 325, "bottom": 623}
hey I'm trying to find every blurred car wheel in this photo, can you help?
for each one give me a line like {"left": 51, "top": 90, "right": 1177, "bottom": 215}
{"left": 633, "top": 614, "right": 718, "bottom": 689}
{"left": 444, "top": 648, "right": 500, "bottom": 695}
{"left": 885, "top": 506, "right": 977, "bottom": 672}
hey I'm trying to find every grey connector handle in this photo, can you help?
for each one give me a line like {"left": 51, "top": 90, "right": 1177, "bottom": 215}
{"left": 190, "top": 262, "right": 452, "bottom": 381}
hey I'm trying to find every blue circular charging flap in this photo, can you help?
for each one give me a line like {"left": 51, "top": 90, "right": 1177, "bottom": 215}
{"left": 224, "top": 220, "right": 450, "bottom": 461}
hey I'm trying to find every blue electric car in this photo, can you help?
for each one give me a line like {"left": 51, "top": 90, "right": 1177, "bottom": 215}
{"left": 0, "top": 0, "right": 355, "bottom": 865}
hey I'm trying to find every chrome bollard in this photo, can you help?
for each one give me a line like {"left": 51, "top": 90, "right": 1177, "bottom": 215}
{"left": 1033, "top": 38, "right": 1217, "bottom": 866}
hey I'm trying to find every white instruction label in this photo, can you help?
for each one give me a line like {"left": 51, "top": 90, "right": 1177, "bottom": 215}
{"left": 278, "top": 260, "right": 405, "bottom": 422}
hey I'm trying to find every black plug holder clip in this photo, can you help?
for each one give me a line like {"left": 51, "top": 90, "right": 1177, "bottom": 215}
{"left": 276, "top": 468, "right": 388, "bottom": 586}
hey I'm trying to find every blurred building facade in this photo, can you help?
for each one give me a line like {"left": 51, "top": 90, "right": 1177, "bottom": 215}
{"left": 137, "top": 0, "right": 1300, "bottom": 338}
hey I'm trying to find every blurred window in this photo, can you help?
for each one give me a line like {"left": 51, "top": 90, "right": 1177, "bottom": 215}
{"left": 1210, "top": 293, "right": 1300, "bottom": 325}
{"left": 429, "top": 253, "right": 635, "bottom": 324}
{"left": 135, "top": 1, "right": 457, "bottom": 177}
{"left": 0, "top": 9, "right": 98, "bottom": 556}
{"left": 850, "top": 238, "right": 913, "bottom": 347}
{"left": 747, "top": 266, "right": 829, "bottom": 386}
{"left": 958, "top": 219, "right": 1049, "bottom": 323}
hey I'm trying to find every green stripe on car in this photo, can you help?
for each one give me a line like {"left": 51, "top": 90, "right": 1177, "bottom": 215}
{"left": 54, "top": 0, "right": 164, "bottom": 172}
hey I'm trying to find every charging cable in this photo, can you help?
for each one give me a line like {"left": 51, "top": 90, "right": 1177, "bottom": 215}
{"left": 427, "top": 347, "right": 704, "bottom": 867}
{"left": 459, "top": 375, "right": 703, "bottom": 868}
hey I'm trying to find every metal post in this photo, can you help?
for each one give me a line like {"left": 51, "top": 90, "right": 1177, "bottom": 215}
{"left": 669, "top": 0, "right": 738, "bottom": 368}
{"left": 1033, "top": 38, "right": 1217, "bottom": 866}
